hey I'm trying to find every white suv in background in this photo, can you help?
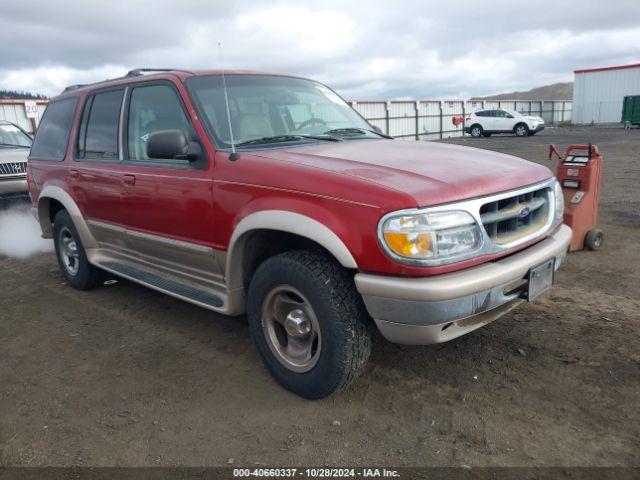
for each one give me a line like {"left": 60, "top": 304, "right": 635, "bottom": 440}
{"left": 464, "top": 109, "right": 545, "bottom": 138}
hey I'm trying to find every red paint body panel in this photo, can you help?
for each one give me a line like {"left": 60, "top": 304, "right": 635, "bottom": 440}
{"left": 249, "top": 139, "right": 552, "bottom": 207}
{"left": 28, "top": 71, "right": 556, "bottom": 278}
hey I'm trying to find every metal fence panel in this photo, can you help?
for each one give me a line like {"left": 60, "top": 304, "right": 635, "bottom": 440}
{"left": 349, "top": 98, "right": 572, "bottom": 140}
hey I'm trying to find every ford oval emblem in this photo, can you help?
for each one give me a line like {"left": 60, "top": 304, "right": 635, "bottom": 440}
{"left": 519, "top": 207, "right": 531, "bottom": 218}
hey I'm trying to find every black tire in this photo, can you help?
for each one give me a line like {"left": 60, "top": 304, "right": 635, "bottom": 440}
{"left": 247, "top": 249, "right": 372, "bottom": 399}
{"left": 584, "top": 228, "right": 604, "bottom": 251}
{"left": 53, "top": 210, "right": 101, "bottom": 290}
{"left": 514, "top": 123, "right": 529, "bottom": 137}
{"left": 469, "top": 124, "right": 483, "bottom": 138}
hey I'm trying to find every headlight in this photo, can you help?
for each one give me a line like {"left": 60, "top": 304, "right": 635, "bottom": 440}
{"left": 553, "top": 179, "right": 564, "bottom": 224}
{"left": 379, "top": 210, "right": 482, "bottom": 265}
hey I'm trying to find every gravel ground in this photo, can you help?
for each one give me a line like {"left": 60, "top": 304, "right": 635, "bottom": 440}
{"left": 0, "top": 125, "right": 638, "bottom": 467}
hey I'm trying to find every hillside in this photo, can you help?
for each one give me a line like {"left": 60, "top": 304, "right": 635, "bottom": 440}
{"left": 471, "top": 82, "right": 573, "bottom": 101}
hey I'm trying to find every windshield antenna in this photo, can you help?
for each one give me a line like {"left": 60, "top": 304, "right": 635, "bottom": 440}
{"left": 218, "top": 42, "right": 239, "bottom": 161}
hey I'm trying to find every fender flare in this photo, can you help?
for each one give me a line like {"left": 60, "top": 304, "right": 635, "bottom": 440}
{"left": 37, "top": 185, "right": 98, "bottom": 249}
{"left": 226, "top": 210, "right": 357, "bottom": 290}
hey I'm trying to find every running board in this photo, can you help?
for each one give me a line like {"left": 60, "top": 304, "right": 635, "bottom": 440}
{"left": 98, "top": 260, "right": 224, "bottom": 309}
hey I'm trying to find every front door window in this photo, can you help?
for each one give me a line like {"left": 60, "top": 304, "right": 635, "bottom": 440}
{"left": 127, "top": 85, "right": 191, "bottom": 161}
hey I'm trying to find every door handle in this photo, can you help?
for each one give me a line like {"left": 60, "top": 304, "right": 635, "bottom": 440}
{"left": 123, "top": 174, "right": 136, "bottom": 186}
{"left": 69, "top": 169, "right": 80, "bottom": 180}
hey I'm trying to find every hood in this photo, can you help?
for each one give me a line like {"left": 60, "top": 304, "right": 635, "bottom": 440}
{"left": 253, "top": 139, "right": 553, "bottom": 207}
{"left": 0, "top": 147, "right": 30, "bottom": 164}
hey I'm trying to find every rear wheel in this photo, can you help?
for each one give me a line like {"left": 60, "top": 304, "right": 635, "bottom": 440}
{"left": 584, "top": 228, "right": 603, "bottom": 251}
{"left": 470, "top": 125, "right": 483, "bottom": 138}
{"left": 514, "top": 123, "right": 529, "bottom": 137}
{"left": 53, "top": 210, "right": 101, "bottom": 290}
{"left": 247, "top": 250, "right": 372, "bottom": 399}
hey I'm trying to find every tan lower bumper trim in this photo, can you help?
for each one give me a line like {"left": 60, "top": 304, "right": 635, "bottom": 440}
{"left": 375, "top": 298, "right": 524, "bottom": 345}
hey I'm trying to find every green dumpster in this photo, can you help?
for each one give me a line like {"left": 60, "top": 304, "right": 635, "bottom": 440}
{"left": 622, "top": 95, "right": 640, "bottom": 125}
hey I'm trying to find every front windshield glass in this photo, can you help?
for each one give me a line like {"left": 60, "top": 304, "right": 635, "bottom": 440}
{"left": 186, "top": 74, "right": 377, "bottom": 148}
{"left": 0, "top": 122, "right": 32, "bottom": 147}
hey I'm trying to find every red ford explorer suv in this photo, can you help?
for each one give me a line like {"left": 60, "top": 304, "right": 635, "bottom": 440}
{"left": 28, "top": 69, "right": 571, "bottom": 399}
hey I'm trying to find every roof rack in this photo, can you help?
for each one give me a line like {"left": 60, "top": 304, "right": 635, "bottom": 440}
{"left": 125, "top": 68, "right": 194, "bottom": 77}
{"left": 61, "top": 68, "right": 194, "bottom": 94}
{"left": 62, "top": 84, "right": 88, "bottom": 93}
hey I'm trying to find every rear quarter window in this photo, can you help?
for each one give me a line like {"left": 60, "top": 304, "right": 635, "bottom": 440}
{"left": 29, "top": 97, "right": 78, "bottom": 161}
{"left": 77, "top": 89, "right": 124, "bottom": 160}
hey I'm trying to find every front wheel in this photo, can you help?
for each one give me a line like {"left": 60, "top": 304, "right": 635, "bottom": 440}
{"left": 514, "top": 123, "right": 529, "bottom": 137}
{"left": 247, "top": 250, "right": 372, "bottom": 399}
{"left": 470, "top": 125, "right": 483, "bottom": 138}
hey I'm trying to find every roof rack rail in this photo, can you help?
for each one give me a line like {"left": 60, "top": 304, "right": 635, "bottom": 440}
{"left": 62, "top": 84, "right": 88, "bottom": 93}
{"left": 60, "top": 68, "right": 194, "bottom": 95}
{"left": 125, "top": 68, "right": 194, "bottom": 77}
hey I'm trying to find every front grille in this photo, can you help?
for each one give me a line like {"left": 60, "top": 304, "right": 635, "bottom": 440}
{"left": 0, "top": 161, "right": 27, "bottom": 176}
{"left": 480, "top": 187, "right": 550, "bottom": 245}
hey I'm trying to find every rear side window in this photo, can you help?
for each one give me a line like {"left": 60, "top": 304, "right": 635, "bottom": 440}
{"left": 29, "top": 97, "right": 77, "bottom": 161}
{"left": 77, "top": 89, "right": 124, "bottom": 160}
{"left": 475, "top": 111, "right": 488, "bottom": 117}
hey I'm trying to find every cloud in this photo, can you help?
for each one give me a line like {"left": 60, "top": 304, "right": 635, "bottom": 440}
{"left": 0, "top": 0, "right": 638, "bottom": 99}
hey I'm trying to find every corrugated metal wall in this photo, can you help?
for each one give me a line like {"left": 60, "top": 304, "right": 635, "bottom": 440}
{"left": 350, "top": 99, "right": 572, "bottom": 140}
{"left": 0, "top": 100, "right": 48, "bottom": 133}
{"left": 572, "top": 66, "right": 640, "bottom": 124}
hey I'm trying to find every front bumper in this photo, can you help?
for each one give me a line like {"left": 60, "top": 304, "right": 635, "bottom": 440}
{"left": 532, "top": 124, "right": 545, "bottom": 132}
{"left": 355, "top": 224, "right": 572, "bottom": 344}
{"left": 0, "top": 177, "right": 27, "bottom": 196}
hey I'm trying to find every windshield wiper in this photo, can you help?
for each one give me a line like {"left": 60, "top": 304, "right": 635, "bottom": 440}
{"left": 236, "top": 134, "right": 340, "bottom": 147}
{"left": 324, "top": 127, "right": 393, "bottom": 139}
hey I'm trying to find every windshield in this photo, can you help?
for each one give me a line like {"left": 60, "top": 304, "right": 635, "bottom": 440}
{"left": 186, "top": 74, "right": 378, "bottom": 149}
{"left": 0, "top": 122, "right": 32, "bottom": 148}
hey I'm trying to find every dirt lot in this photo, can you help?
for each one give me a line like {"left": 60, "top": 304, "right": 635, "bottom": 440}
{"left": 0, "top": 125, "right": 638, "bottom": 467}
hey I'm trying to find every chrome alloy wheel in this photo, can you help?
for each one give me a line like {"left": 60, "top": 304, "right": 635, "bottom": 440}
{"left": 261, "top": 285, "right": 321, "bottom": 373}
{"left": 516, "top": 125, "right": 528, "bottom": 136}
{"left": 58, "top": 226, "right": 80, "bottom": 276}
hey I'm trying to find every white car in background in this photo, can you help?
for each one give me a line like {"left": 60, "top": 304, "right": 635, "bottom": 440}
{"left": 464, "top": 109, "right": 545, "bottom": 138}
{"left": 0, "top": 120, "right": 32, "bottom": 203}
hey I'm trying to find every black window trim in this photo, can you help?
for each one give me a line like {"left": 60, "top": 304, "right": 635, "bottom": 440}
{"left": 72, "top": 80, "right": 207, "bottom": 169}
{"left": 121, "top": 79, "right": 208, "bottom": 170}
{"left": 28, "top": 95, "right": 79, "bottom": 162}
{"left": 74, "top": 85, "right": 126, "bottom": 164}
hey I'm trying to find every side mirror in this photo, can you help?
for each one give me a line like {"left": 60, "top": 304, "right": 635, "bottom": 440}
{"left": 147, "top": 130, "right": 201, "bottom": 161}
{"left": 506, "top": 114, "right": 514, "bottom": 119}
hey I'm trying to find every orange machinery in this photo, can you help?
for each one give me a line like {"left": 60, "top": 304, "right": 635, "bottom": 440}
{"left": 549, "top": 143, "right": 604, "bottom": 251}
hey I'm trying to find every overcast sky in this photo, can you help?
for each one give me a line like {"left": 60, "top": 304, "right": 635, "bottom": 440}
{"left": 1, "top": 0, "right": 639, "bottom": 99}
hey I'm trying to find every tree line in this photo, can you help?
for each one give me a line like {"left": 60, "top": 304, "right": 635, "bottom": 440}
{"left": 0, "top": 89, "right": 48, "bottom": 100}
